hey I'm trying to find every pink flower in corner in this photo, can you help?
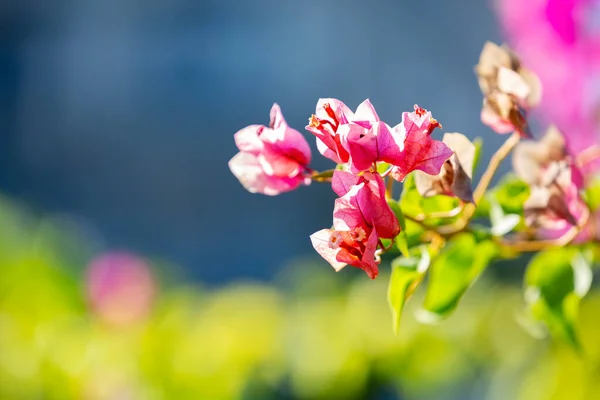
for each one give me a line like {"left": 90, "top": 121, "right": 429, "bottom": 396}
{"left": 389, "top": 105, "right": 453, "bottom": 182}
{"left": 229, "top": 103, "right": 312, "bottom": 195}
{"left": 310, "top": 171, "right": 400, "bottom": 279}
{"left": 497, "top": 0, "right": 600, "bottom": 168}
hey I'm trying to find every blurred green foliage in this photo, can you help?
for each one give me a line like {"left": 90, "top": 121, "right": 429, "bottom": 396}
{"left": 1, "top": 195, "right": 600, "bottom": 400}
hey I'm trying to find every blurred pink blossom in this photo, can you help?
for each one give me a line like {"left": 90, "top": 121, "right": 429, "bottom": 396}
{"left": 497, "top": 0, "right": 600, "bottom": 171}
{"left": 86, "top": 251, "right": 156, "bottom": 326}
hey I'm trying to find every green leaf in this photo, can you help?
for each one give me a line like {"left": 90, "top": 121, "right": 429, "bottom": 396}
{"left": 401, "top": 173, "right": 417, "bottom": 199}
{"left": 471, "top": 137, "right": 483, "bottom": 174}
{"left": 376, "top": 162, "right": 391, "bottom": 175}
{"left": 386, "top": 199, "right": 410, "bottom": 257}
{"left": 491, "top": 174, "right": 530, "bottom": 215}
{"left": 421, "top": 234, "right": 498, "bottom": 319}
{"left": 395, "top": 233, "right": 410, "bottom": 258}
{"left": 583, "top": 177, "right": 600, "bottom": 211}
{"left": 388, "top": 247, "right": 430, "bottom": 335}
{"left": 524, "top": 248, "right": 592, "bottom": 350}
{"left": 489, "top": 197, "right": 521, "bottom": 237}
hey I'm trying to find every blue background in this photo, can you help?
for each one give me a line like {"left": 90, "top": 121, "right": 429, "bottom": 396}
{"left": 0, "top": 0, "right": 506, "bottom": 282}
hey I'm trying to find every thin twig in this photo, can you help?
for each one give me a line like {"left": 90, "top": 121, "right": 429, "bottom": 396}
{"left": 473, "top": 132, "right": 521, "bottom": 203}
{"left": 435, "top": 132, "right": 521, "bottom": 235}
{"left": 412, "top": 205, "right": 464, "bottom": 222}
{"left": 496, "top": 206, "right": 590, "bottom": 252}
{"left": 403, "top": 213, "right": 435, "bottom": 231}
{"left": 386, "top": 176, "right": 395, "bottom": 199}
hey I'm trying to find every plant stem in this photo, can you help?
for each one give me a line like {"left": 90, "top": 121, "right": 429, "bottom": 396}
{"left": 386, "top": 176, "right": 395, "bottom": 199}
{"left": 473, "top": 132, "right": 521, "bottom": 203}
{"left": 411, "top": 205, "right": 464, "bottom": 222}
{"left": 496, "top": 206, "right": 590, "bottom": 252}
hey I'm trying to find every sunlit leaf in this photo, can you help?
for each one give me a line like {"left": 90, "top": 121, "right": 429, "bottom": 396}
{"left": 421, "top": 234, "right": 498, "bottom": 319}
{"left": 376, "top": 162, "right": 391, "bottom": 175}
{"left": 386, "top": 199, "right": 410, "bottom": 257}
{"left": 582, "top": 177, "right": 600, "bottom": 211}
{"left": 491, "top": 174, "right": 530, "bottom": 214}
{"left": 388, "top": 246, "right": 430, "bottom": 334}
{"left": 524, "top": 248, "right": 591, "bottom": 350}
{"left": 489, "top": 197, "right": 521, "bottom": 236}
{"left": 471, "top": 137, "right": 483, "bottom": 174}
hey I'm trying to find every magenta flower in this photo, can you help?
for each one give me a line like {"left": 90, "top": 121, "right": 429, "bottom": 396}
{"left": 331, "top": 171, "right": 400, "bottom": 239}
{"left": 306, "top": 98, "right": 381, "bottom": 166}
{"left": 229, "top": 103, "right": 312, "bottom": 195}
{"left": 338, "top": 121, "right": 404, "bottom": 173}
{"left": 389, "top": 105, "right": 453, "bottom": 182}
{"left": 310, "top": 171, "right": 400, "bottom": 279}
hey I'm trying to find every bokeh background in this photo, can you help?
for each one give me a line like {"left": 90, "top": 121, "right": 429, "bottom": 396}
{"left": 0, "top": 0, "right": 599, "bottom": 399}
{"left": 0, "top": 0, "right": 507, "bottom": 282}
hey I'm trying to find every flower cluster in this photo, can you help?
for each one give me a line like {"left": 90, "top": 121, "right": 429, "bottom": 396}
{"left": 230, "top": 99, "right": 463, "bottom": 279}
{"left": 229, "top": 39, "right": 600, "bottom": 342}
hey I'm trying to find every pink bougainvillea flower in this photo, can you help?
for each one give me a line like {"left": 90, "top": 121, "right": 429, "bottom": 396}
{"left": 389, "top": 105, "right": 453, "bottom": 182}
{"left": 310, "top": 171, "right": 400, "bottom": 279}
{"left": 497, "top": 0, "right": 600, "bottom": 169}
{"left": 306, "top": 98, "right": 380, "bottom": 165}
{"left": 310, "top": 226, "right": 380, "bottom": 279}
{"left": 331, "top": 171, "right": 400, "bottom": 238}
{"left": 414, "top": 132, "right": 476, "bottom": 203}
{"left": 86, "top": 251, "right": 156, "bottom": 326}
{"left": 229, "top": 103, "right": 312, "bottom": 195}
{"left": 475, "top": 42, "right": 542, "bottom": 137}
{"left": 338, "top": 121, "right": 404, "bottom": 173}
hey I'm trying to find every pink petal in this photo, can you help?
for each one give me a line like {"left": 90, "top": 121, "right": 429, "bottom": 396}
{"left": 234, "top": 125, "right": 265, "bottom": 153}
{"left": 229, "top": 152, "right": 306, "bottom": 195}
{"left": 390, "top": 109, "right": 453, "bottom": 181}
{"left": 353, "top": 99, "right": 380, "bottom": 125}
{"left": 333, "top": 184, "right": 368, "bottom": 231}
{"left": 316, "top": 98, "right": 353, "bottom": 122}
{"left": 269, "top": 103, "right": 287, "bottom": 130}
{"left": 357, "top": 172, "right": 399, "bottom": 239}
{"left": 332, "top": 172, "right": 399, "bottom": 239}
{"left": 261, "top": 105, "right": 312, "bottom": 166}
{"left": 257, "top": 148, "right": 302, "bottom": 178}
{"left": 339, "top": 123, "right": 378, "bottom": 173}
{"left": 310, "top": 229, "right": 347, "bottom": 272}
{"left": 335, "top": 228, "right": 379, "bottom": 279}
{"left": 316, "top": 138, "right": 342, "bottom": 163}
{"left": 331, "top": 170, "right": 361, "bottom": 197}
{"left": 374, "top": 121, "right": 404, "bottom": 164}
